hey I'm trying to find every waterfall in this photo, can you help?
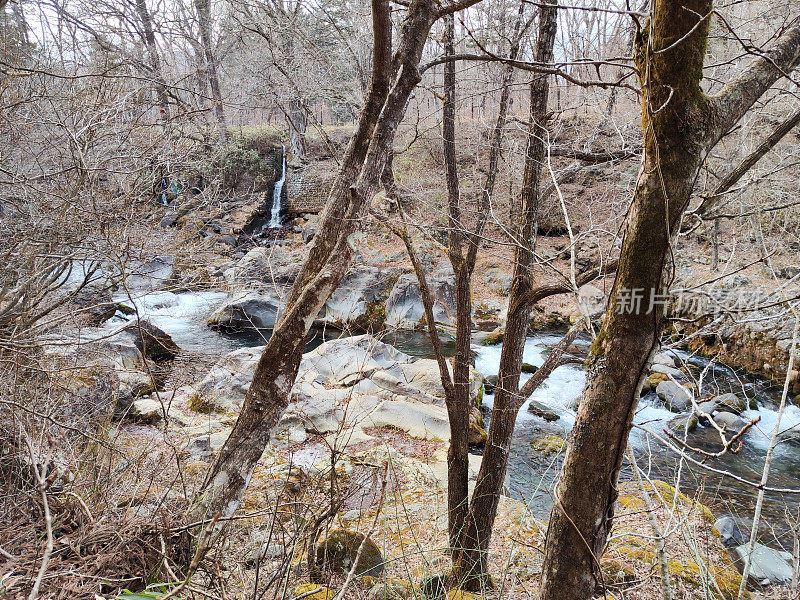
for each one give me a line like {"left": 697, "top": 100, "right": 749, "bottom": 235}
{"left": 268, "top": 146, "right": 286, "bottom": 228}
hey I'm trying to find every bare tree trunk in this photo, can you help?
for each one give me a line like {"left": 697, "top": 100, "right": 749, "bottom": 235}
{"left": 194, "top": 0, "right": 228, "bottom": 143}
{"left": 384, "top": 1, "right": 528, "bottom": 563}
{"left": 539, "top": 4, "right": 800, "bottom": 598}
{"left": 440, "top": 12, "right": 472, "bottom": 556}
{"left": 605, "top": 0, "right": 647, "bottom": 115}
{"left": 452, "top": 0, "right": 559, "bottom": 588}
{"left": 288, "top": 97, "right": 307, "bottom": 159}
{"left": 134, "top": 0, "right": 170, "bottom": 128}
{"left": 188, "top": 0, "right": 467, "bottom": 546}
{"left": 9, "top": 0, "right": 29, "bottom": 48}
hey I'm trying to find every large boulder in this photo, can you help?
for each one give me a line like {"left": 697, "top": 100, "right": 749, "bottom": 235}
{"left": 712, "top": 411, "right": 749, "bottom": 432}
{"left": 126, "top": 256, "right": 175, "bottom": 291}
{"left": 313, "top": 530, "right": 384, "bottom": 580}
{"left": 728, "top": 543, "right": 792, "bottom": 587}
{"left": 189, "top": 345, "right": 264, "bottom": 412}
{"left": 385, "top": 264, "right": 456, "bottom": 330}
{"left": 208, "top": 291, "right": 282, "bottom": 332}
{"left": 300, "top": 335, "right": 414, "bottom": 384}
{"left": 118, "top": 319, "right": 179, "bottom": 362}
{"left": 363, "top": 399, "right": 450, "bottom": 441}
{"left": 483, "top": 269, "right": 513, "bottom": 295}
{"left": 650, "top": 363, "right": 686, "bottom": 380}
{"left": 652, "top": 352, "right": 677, "bottom": 368}
{"left": 714, "top": 516, "right": 745, "bottom": 547}
{"left": 656, "top": 380, "right": 693, "bottom": 412}
{"left": 187, "top": 335, "right": 479, "bottom": 444}
{"left": 44, "top": 323, "right": 164, "bottom": 408}
{"left": 223, "top": 246, "right": 302, "bottom": 291}
{"left": 320, "top": 266, "right": 402, "bottom": 329}
{"left": 527, "top": 400, "right": 561, "bottom": 422}
{"left": 709, "top": 392, "right": 747, "bottom": 415}
{"left": 668, "top": 412, "right": 698, "bottom": 434}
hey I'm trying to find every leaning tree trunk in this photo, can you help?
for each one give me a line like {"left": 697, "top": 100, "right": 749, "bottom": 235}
{"left": 452, "top": 0, "right": 558, "bottom": 588}
{"left": 188, "top": 0, "right": 468, "bottom": 543}
{"left": 539, "top": 3, "right": 800, "bottom": 598}
{"left": 194, "top": 0, "right": 228, "bottom": 143}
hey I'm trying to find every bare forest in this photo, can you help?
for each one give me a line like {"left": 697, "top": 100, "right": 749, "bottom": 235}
{"left": 2, "top": 0, "right": 800, "bottom": 599}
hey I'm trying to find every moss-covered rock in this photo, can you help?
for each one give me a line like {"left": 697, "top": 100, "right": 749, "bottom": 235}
{"left": 445, "top": 591, "right": 482, "bottom": 600}
{"left": 600, "top": 558, "right": 636, "bottom": 586}
{"left": 469, "top": 407, "right": 487, "bottom": 445}
{"left": 418, "top": 574, "right": 447, "bottom": 599}
{"left": 313, "top": 529, "right": 384, "bottom": 580}
{"left": 292, "top": 583, "right": 333, "bottom": 600}
{"left": 481, "top": 330, "right": 504, "bottom": 346}
{"left": 530, "top": 434, "right": 567, "bottom": 454}
{"left": 366, "top": 577, "right": 413, "bottom": 600}
{"left": 647, "top": 372, "right": 669, "bottom": 387}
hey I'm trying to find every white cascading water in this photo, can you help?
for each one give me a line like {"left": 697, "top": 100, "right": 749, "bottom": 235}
{"left": 268, "top": 146, "right": 287, "bottom": 228}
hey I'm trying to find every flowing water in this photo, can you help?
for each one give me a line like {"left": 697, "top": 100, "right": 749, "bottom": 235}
{"left": 116, "top": 291, "right": 800, "bottom": 546}
{"left": 268, "top": 147, "right": 287, "bottom": 229}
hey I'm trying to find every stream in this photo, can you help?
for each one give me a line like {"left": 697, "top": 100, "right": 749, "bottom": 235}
{"left": 116, "top": 290, "right": 800, "bottom": 548}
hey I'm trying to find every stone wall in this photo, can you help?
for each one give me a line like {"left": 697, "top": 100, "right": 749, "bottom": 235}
{"left": 286, "top": 160, "right": 338, "bottom": 214}
{"left": 669, "top": 278, "right": 799, "bottom": 397}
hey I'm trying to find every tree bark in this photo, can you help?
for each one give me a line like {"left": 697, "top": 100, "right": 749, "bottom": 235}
{"left": 288, "top": 97, "right": 308, "bottom": 159}
{"left": 452, "top": 0, "right": 559, "bottom": 588}
{"left": 539, "top": 4, "right": 800, "bottom": 599}
{"left": 440, "top": 12, "right": 472, "bottom": 557}
{"left": 194, "top": 0, "right": 228, "bottom": 144}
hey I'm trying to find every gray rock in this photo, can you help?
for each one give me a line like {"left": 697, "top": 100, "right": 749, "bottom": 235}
{"left": 160, "top": 212, "right": 179, "bottom": 228}
{"left": 484, "top": 375, "right": 498, "bottom": 394}
{"left": 650, "top": 363, "right": 686, "bottom": 380}
{"left": 246, "top": 530, "right": 285, "bottom": 565}
{"left": 527, "top": 400, "right": 561, "bottom": 422}
{"left": 190, "top": 345, "right": 265, "bottom": 412}
{"left": 127, "top": 256, "right": 175, "bottom": 291}
{"left": 728, "top": 543, "right": 792, "bottom": 586}
{"left": 301, "top": 218, "right": 318, "bottom": 243}
{"left": 313, "top": 529, "right": 384, "bottom": 579}
{"left": 710, "top": 392, "right": 746, "bottom": 415}
{"left": 712, "top": 411, "right": 749, "bottom": 432}
{"left": 668, "top": 412, "right": 698, "bottom": 434}
{"left": 656, "top": 380, "right": 693, "bottom": 412}
{"left": 208, "top": 291, "right": 282, "bottom": 332}
{"left": 129, "top": 398, "right": 163, "bottom": 423}
{"left": 714, "top": 516, "right": 745, "bottom": 547}
{"left": 118, "top": 319, "right": 179, "bottom": 362}
{"left": 776, "top": 265, "right": 800, "bottom": 280}
{"left": 320, "top": 265, "right": 400, "bottom": 329}
{"left": 652, "top": 352, "right": 677, "bottom": 368}
{"left": 119, "top": 370, "right": 156, "bottom": 397}
{"left": 577, "top": 284, "right": 608, "bottom": 320}
{"left": 696, "top": 400, "right": 717, "bottom": 425}
{"left": 223, "top": 246, "right": 302, "bottom": 291}
{"left": 72, "top": 283, "right": 117, "bottom": 325}
{"left": 484, "top": 269, "right": 513, "bottom": 295}
{"left": 385, "top": 264, "right": 456, "bottom": 330}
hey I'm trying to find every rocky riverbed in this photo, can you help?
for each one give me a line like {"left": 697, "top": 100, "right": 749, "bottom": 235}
{"left": 41, "top": 247, "right": 800, "bottom": 596}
